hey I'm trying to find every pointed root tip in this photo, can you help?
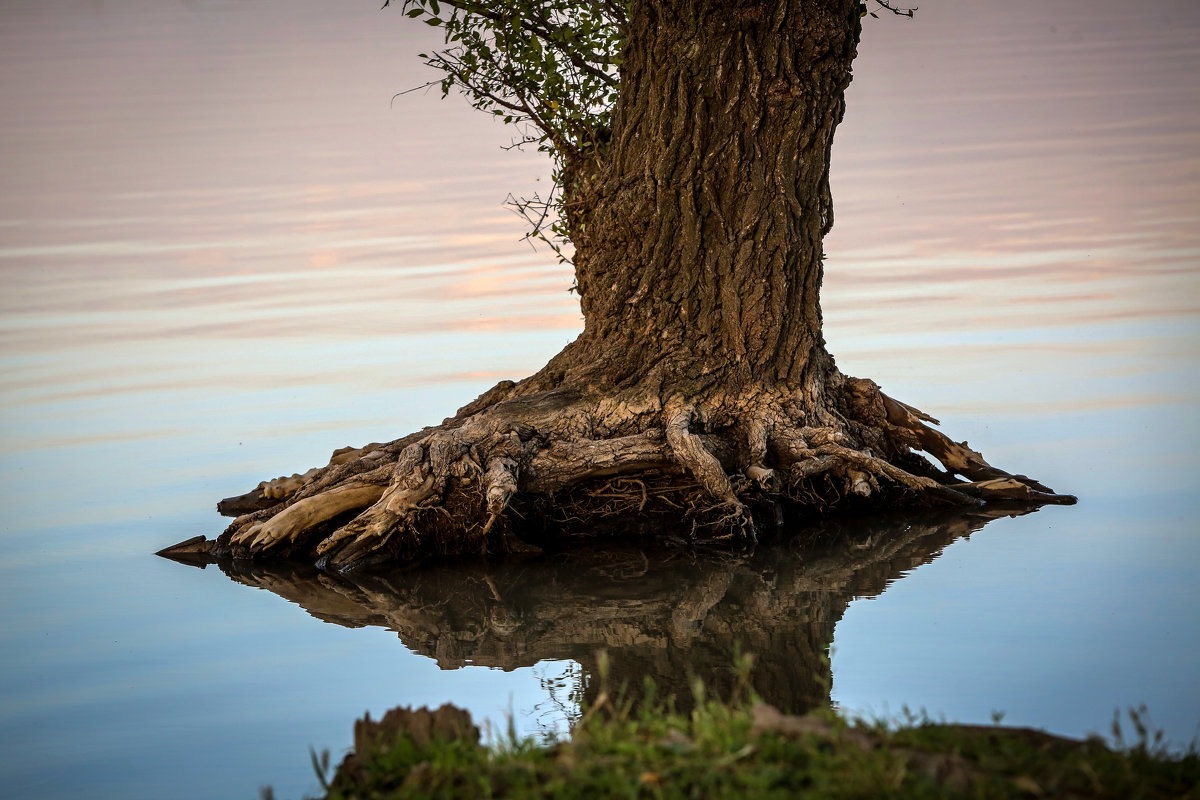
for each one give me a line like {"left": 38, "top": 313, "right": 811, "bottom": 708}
{"left": 155, "top": 535, "right": 215, "bottom": 567}
{"left": 155, "top": 535, "right": 210, "bottom": 556}
{"left": 1018, "top": 476, "right": 1077, "bottom": 505}
{"left": 216, "top": 488, "right": 276, "bottom": 517}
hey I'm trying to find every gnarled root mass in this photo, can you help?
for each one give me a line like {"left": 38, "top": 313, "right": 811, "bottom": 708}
{"left": 160, "top": 371, "right": 1074, "bottom": 572}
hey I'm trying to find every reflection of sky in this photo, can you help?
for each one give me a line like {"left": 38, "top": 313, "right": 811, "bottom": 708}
{"left": 0, "top": 0, "right": 1198, "bottom": 797}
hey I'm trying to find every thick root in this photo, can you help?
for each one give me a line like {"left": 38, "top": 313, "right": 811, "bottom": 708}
{"left": 166, "top": 374, "right": 1075, "bottom": 571}
{"left": 844, "top": 378, "right": 1074, "bottom": 505}
{"left": 664, "top": 400, "right": 738, "bottom": 505}
{"left": 744, "top": 418, "right": 778, "bottom": 491}
{"left": 231, "top": 482, "right": 386, "bottom": 553}
{"left": 481, "top": 456, "right": 519, "bottom": 536}
{"left": 217, "top": 442, "right": 390, "bottom": 516}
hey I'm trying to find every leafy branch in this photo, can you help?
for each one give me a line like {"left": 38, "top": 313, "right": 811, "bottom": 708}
{"left": 384, "top": 0, "right": 627, "bottom": 260}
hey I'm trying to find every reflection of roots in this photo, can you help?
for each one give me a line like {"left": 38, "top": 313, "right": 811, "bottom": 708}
{"left": 161, "top": 373, "right": 1075, "bottom": 571}
{"left": 211, "top": 503, "right": 1032, "bottom": 719}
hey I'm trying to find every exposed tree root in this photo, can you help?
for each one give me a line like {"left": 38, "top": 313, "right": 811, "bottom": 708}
{"left": 160, "top": 371, "right": 1075, "bottom": 571}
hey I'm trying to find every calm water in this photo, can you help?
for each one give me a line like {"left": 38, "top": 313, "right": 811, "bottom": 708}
{"left": 1, "top": 0, "right": 1198, "bottom": 797}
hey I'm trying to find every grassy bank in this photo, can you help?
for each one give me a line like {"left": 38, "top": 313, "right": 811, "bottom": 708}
{"left": 293, "top": 672, "right": 1198, "bottom": 799}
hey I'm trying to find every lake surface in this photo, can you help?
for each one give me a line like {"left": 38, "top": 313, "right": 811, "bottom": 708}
{"left": 1, "top": 0, "right": 1198, "bottom": 797}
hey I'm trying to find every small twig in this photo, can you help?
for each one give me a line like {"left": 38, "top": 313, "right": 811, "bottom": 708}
{"left": 390, "top": 81, "right": 441, "bottom": 107}
{"left": 867, "top": 0, "right": 917, "bottom": 18}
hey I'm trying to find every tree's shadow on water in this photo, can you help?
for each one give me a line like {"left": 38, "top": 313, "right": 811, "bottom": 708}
{"left": 211, "top": 507, "right": 1035, "bottom": 718}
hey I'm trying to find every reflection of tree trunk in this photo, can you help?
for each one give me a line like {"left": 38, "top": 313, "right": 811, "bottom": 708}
{"left": 215, "top": 507, "right": 1032, "bottom": 715}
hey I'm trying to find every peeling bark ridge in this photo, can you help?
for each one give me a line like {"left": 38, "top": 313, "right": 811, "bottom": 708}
{"left": 160, "top": 0, "right": 1075, "bottom": 572}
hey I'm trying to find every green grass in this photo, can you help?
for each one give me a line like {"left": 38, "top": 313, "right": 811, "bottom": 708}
{"left": 280, "top": 658, "right": 1199, "bottom": 799}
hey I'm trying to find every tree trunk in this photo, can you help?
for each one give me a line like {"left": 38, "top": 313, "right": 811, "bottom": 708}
{"left": 545, "top": 0, "right": 852, "bottom": 394}
{"left": 160, "top": 0, "right": 1074, "bottom": 572}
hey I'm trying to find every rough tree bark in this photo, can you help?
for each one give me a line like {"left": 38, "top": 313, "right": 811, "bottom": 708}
{"left": 160, "top": 0, "right": 1074, "bottom": 572}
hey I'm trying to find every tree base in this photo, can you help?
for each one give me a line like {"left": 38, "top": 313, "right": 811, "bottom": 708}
{"left": 159, "top": 369, "right": 1074, "bottom": 571}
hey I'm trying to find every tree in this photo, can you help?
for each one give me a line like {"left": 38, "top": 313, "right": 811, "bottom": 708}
{"left": 160, "top": 0, "right": 1074, "bottom": 571}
